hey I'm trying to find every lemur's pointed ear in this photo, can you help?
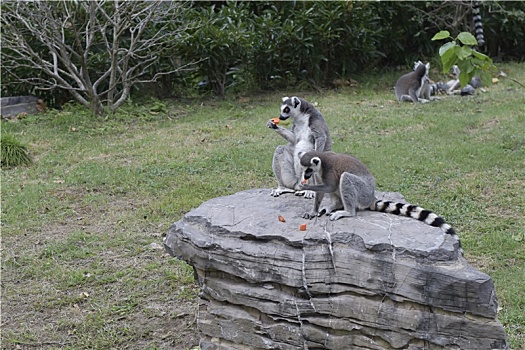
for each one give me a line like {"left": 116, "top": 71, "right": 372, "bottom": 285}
{"left": 282, "top": 96, "right": 289, "bottom": 102}
{"left": 292, "top": 97, "right": 300, "bottom": 109}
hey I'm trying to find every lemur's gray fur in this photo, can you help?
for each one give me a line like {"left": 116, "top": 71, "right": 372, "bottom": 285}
{"left": 414, "top": 61, "right": 432, "bottom": 101}
{"left": 299, "top": 151, "right": 463, "bottom": 254}
{"left": 413, "top": 61, "right": 440, "bottom": 101}
{"left": 444, "top": 65, "right": 482, "bottom": 96}
{"left": 267, "top": 96, "right": 332, "bottom": 199}
{"left": 395, "top": 63, "right": 430, "bottom": 103}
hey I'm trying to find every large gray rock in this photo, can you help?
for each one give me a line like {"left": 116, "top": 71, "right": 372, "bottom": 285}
{"left": 164, "top": 189, "right": 508, "bottom": 350}
{"left": 1, "top": 96, "right": 43, "bottom": 119}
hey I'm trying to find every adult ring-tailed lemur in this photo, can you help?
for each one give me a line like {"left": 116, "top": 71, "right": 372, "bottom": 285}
{"left": 298, "top": 151, "right": 463, "bottom": 255}
{"left": 266, "top": 97, "right": 332, "bottom": 199}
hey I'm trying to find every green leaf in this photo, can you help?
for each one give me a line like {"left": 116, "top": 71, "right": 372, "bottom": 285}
{"left": 459, "top": 69, "right": 470, "bottom": 87}
{"left": 432, "top": 30, "right": 451, "bottom": 41}
{"left": 440, "top": 43, "right": 457, "bottom": 73}
{"left": 480, "top": 71, "right": 492, "bottom": 87}
{"left": 464, "top": 60, "right": 475, "bottom": 74}
{"left": 457, "top": 46, "right": 473, "bottom": 60}
{"left": 471, "top": 49, "right": 491, "bottom": 61}
{"left": 457, "top": 32, "right": 478, "bottom": 46}
{"left": 439, "top": 41, "right": 456, "bottom": 57}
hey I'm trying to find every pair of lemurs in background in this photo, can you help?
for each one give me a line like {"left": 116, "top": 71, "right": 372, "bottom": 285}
{"left": 395, "top": 2, "right": 485, "bottom": 103}
{"left": 395, "top": 61, "right": 439, "bottom": 103}
{"left": 267, "top": 96, "right": 462, "bottom": 253}
{"left": 395, "top": 61, "right": 483, "bottom": 103}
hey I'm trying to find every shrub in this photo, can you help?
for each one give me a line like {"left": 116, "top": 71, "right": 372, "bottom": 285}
{"left": 1, "top": 1, "right": 191, "bottom": 116}
{"left": 483, "top": 1, "right": 525, "bottom": 60}
{"left": 248, "top": 2, "right": 385, "bottom": 89}
{"left": 175, "top": 2, "right": 255, "bottom": 97}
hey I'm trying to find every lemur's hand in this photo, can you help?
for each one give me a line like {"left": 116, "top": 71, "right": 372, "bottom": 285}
{"left": 298, "top": 182, "right": 312, "bottom": 191}
{"left": 266, "top": 118, "right": 280, "bottom": 129}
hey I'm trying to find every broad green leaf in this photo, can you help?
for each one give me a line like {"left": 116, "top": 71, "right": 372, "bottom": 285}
{"left": 459, "top": 69, "right": 471, "bottom": 87}
{"left": 481, "top": 71, "right": 492, "bottom": 86}
{"left": 439, "top": 41, "right": 455, "bottom": 57}
{"left": 442, "top": 49, "right": 458, "bottom": 74}
{"left": 464, "top": 60, "right": 475, "bottom": 74}
{"left": 457, "top": 32, "right": 478, "bottom": 46}
{"left": 440, "top": 44, "right": 457, "bottom": 73}
{"left": 471, "top": 57, "right": 486, "bottom": 69}
{"left": 471, "top": 49, "right": 491, "bottom": 61}
{"left": 432, "top": 30, "right": 451, "bottom": 41}
{"left": 457, "top": 46, "right": 473, "bottom": 60}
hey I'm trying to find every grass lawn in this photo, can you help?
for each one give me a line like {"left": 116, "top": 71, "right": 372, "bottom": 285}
{"left": 2, "top": 62, "right": 524, "bottom": 349}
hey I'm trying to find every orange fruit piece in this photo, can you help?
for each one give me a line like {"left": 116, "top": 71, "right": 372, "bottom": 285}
{"left": 271, "top": 118, "right": 280, "bottom": 124}
{"left": 278, "top": 215, "right": 286, "bottom": 223}
{"left": 301, "top": 179, "right": 307, "bottom": 184}
{"left": 299, "top": 223, "right": 307, "bottom": 231}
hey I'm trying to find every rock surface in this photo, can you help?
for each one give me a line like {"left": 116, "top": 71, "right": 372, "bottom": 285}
{"left": 164, "top": 189, "right": 508, "bottom": 350}
{"left": 1, "top": 96, "right": 44, "bottom": 119}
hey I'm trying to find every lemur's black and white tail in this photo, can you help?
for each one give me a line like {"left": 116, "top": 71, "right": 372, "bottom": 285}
{"left": 370, "top": 200, "right": 463, "bottom": 254}
{"left": 473, "top": 1, "right": 485, "bottom": 47}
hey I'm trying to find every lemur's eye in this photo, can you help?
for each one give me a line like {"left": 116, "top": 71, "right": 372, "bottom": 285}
{"left": 283, "top": 107, "right": 290, "bottom": 113}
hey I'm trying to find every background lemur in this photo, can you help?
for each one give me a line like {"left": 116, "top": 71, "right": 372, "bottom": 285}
{"left": 299, "top": 151, "right": 462, "bottom": 253}
{"left": 395, "top": 62, "right": 431, "bottom": 103}
{"left": 267, "top": 96, "right": 332, "bottom": 198}
{"left": 441, "top": 65, "right": 482, "bottom": 96}
{"left": 412, "top": 61, "right": 441, "bottom": 101}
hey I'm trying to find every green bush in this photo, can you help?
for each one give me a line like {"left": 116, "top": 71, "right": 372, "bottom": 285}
{"left": 2, "top": 1, "right": 523, "bottom": 101}
{"left": 247, "top": 2, "right": 384, "bottom": 89}
{"left": 1, "top": 134, "right": 32, "bottom": 167}
{"left": 175, "top": 2, "right": 255, "bottom": 97}
{"left": 483, "top": 1, "right": 525, "bottom": 60}
{"left": 432, "top": 30, "right": 497, "bottom": 87}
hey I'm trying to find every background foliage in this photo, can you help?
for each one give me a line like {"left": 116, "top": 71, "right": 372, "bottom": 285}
{"left": 2, "top": 1, "right": 524, "bottom": 104}
{"left": 1, "top": 1, "right": 189, "bottom": 115}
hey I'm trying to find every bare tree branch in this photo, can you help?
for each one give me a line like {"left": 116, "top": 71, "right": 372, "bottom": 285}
{"left": 1, "top": 0, "right": 195, "bottom": 116}
{"left": 411, "top": 1, "right": 474, "bottom": 36}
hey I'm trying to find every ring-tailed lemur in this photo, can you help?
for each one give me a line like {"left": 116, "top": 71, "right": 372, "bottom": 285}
{"left": 413, "top": 61, "right": 441, "bottom": 101}
{"left": 446, "top": 65, "right": 482, "bottom": 96}
{"left": 473, "top": 1, "right": 485, "bottom": 47}
{"left": 395, "top": 63, "right": 431, "bottom": 103}
{"left": 432, "top": 64, "right": 482, "bottom": 96}
{"left": 267, "top": 96, "right": 332, "bottom": 199}
{"left": 298, "top": 151, "right": 463, "bottom": 254}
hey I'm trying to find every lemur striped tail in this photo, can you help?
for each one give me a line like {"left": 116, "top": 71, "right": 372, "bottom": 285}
{"left": 473, "top": 1, "right": 485, "bottom": 47}
{"left": 370, "top": 200, "right": 463, "bottom": 254}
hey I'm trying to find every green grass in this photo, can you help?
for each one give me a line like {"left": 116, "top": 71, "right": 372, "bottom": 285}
{"left": 2, "top": 62, "right": 524, "bottom": 349}
{"left": 1, "top": 133, "right": 32, "bottom": 167}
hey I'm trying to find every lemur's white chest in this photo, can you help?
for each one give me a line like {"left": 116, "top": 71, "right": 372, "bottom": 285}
{"left": 415, "top": 75, "right": 426, "bottom": 96}
{"left": 293, "top": 116, "right": 314, "bottom": 154}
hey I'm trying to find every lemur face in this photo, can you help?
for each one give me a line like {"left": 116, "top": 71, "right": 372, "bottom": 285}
{"left": 279, "top": 96, "right": 301, "bottom": 120}
{"left": 301, "top": 156, "right": 321, "bottom": 181}
{"left": 414, "top": 61, "right": 430, "bottom": 75}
